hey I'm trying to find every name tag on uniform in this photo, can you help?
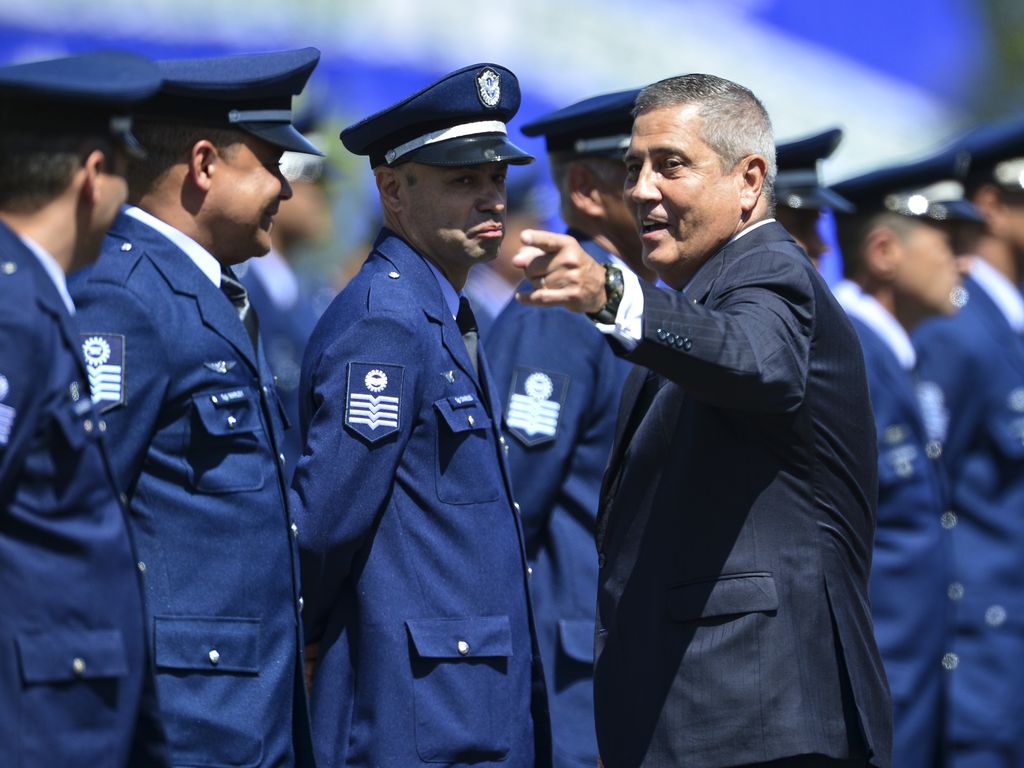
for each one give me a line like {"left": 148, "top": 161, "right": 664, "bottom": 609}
{"left": 81, "top": 333, "right": 125, "bottom": 412}
{"left": 345, "top": 362, "right": 404, "bottom": 442}
{"left": 505, "top": 367, "right": 569, "bottom": 447}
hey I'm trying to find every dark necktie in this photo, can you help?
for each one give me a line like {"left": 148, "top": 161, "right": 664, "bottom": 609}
{"left": 220, "top": 268, "right": 259, "bottom": 354}
{"left": 456, "top": 296, "right": 479, "bottom": 377}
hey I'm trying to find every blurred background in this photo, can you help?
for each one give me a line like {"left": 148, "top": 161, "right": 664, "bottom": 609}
{"left": 2, "top": 0, "right": 1020, "bottom": 291}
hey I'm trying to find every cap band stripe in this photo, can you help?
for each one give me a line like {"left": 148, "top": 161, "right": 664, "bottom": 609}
{"left": 775, "top": 169, "right": 820, "bottom": 188}
{"left": 228, "top": 108, "right": 293, "bottom": 124}
{"left": 572, "top": 134, "right": 631, "bottom": 155}
{"left": 385, "top": 120, "right": 507, "bottom": 164}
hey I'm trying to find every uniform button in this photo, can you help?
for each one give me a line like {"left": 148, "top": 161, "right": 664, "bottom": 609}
{"left": 1, "top": 261, "right": 16, "bottom": 274}
{"left": 948, "top": 582, "right": 964, "bottom": 601}
{"left": 388, "top": 271, "right": 400, "bottom": 279}
{"left": 941, "top": 511, "right": 958, "bottom": 530}
{"left": 942, "top": 652, "right": 959, "bottom": 670}
{"left": 279, "top": 453, "right": 286, "bottom": 464}
{"left": 598, "top": 552, "right": 606, "bottom": 568}
{"left": 527, "top": 566, "right": 533, "bottom": 578}
{"left": 120, "top": 242, "right": 133, "bottom": 252}
{"left": 137, "top": 561, "right": 146, "bottom": 573}
{"left": 290, "top": 522, "right": 298, "bottom": 537}
{"left": 72, "top": 657, "right": 86, "bottom": 676}
{"left": 83, "top": 419, "right": 93, "bottom": 433}
{"left": 298, "top": 596, "right": 304, "bottom": 613}
{"left": 682, "top": 338, "right": 693, "bottom": 351}
{"left": 467, "top": 415, "right": 475, "bottom": 427}
{"left": 499, "top": 436, "right": 506, "bottom": 446}
{"left": 513, "top": 502, "right": 521, "bottom": 514}
{"left": 925, "top": 440, "right": 943, "bottom": 460}
{"left": 119, "top": 493, "right": 129, "bottom": 506}
{"left": 210, "top": 395, "right": 219, "bottom": 404}
{"left": 208, "top": 649, "right": 220, "bottom": 666}
{"left": 986, "top": 605, "right": 1007, "bottom": 627}
{"left": 226, "top": 415, "right": 237, "bottom": 430}
{"left": 98, "top": 420, "right": 107, "bottom": 432}
{"left": 457, "top": 640, "right": 470, "bottom": 656}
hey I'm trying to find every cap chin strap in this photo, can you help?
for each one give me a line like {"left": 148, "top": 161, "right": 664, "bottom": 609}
{"left": 385, "top": 120, "right": 507, "bottom": 165}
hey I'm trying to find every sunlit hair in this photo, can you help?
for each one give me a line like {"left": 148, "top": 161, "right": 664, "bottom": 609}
{"left": 634, "top": 73, "right": 776, "bottom": 208}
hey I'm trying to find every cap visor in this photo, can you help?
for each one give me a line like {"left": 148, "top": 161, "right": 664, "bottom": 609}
{"left": 403, "top": 134, "right": 533, "bottom": 166}
{"left": 242, "top": 122, "right": 325, "bottom": 156}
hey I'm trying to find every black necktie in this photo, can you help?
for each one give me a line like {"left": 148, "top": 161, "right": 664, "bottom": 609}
{"left": 456, "top": 296, "right": 479, "bottom": 377}
{"left": 220, "top": 268, "right": 259, "bottom": 354}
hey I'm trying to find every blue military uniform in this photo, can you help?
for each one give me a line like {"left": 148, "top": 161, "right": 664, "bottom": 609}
{"left": 0, "top": 52, "right": 168, "bottom": 767}
{"left": 484, "top": 88, "right": 640, "bottom": 768}
{"left": 69, "top": 50, "right": 321, "bottom": 768}
{"left": 293, "top": 64, "right": 551, "bottom": 768}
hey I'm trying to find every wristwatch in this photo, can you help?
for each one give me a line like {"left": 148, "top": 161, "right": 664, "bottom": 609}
{"left": 587, "top": 264, "right": 624, "bottom": 324}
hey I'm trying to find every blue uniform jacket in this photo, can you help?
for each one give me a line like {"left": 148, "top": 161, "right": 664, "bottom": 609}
{"left": 0, "top": 221, "right": 167, "bottom": 767}
{"left": 292, "top": 229, "right": 551, "bottom": 768}
{"left": 849, "top": 316, "right": 949, "bottom": 768}
{"left": 484, "top": 235, "right": 632, "bottom": 768}
{"left": 914, "top": 274, "right": 1024, "bottom": 753}
{"left": 69, "top": 211, "right": 313, "bottom": 768}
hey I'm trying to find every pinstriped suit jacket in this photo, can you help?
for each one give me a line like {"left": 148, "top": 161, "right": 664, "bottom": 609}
{"left": 593, "top": 222, "right": 893, "bottom": 768}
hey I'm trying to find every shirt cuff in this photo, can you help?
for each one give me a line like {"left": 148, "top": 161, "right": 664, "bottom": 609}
{"left": 594, "top": 266, "right": 643, "bottom": 351}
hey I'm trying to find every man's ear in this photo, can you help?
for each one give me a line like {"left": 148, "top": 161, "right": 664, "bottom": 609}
{"left": 187, "top": 139, "right": 220, "bottom": 192}
{"left": 862, "top": 225, "right": 902, "bottom": 281}
{"left": 375, "top": 166, "right": 403, "bottom": 215}
{"left": 76, "top": 148, "right": 109, "bottom": 205}
{"left": 736, "top": 154, "right": 767, "bottom": 213}
{"left": 971, "top": 183, "right": 1007, "bottom": 235}
{"left": 567, "top": 162, "right": 604, "bottom": 218}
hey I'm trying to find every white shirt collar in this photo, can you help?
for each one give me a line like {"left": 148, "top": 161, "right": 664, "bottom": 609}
{"left": 421, "top": 255, "right": 461, "bottom": 320}
{"left": 244, "top": 249, "right": 299, "bottom": 310}
{"left": 968, "top": 256, "right": 1024, "bottom": 333}
{"left": 20, "top": 234, "right": 75, "bottom": 315}
{"left": 833, "top": 279, "right": 916, "bottom": 370}
{"left": 124, "top": 205, "right": 222, "bottom": 287}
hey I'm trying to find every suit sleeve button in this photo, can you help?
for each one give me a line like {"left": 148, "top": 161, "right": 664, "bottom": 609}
{"left": 682, "top": 338, "right": 692, "bottom": 351}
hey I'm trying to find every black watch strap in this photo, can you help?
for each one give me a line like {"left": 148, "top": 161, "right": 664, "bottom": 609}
{"left": 587, "top": 264, "right": 624, "bottom": 324}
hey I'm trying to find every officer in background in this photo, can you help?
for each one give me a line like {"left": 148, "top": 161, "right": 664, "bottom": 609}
{"left": 774, "top": 127, "right": 853, "bottom": 267}
{"left": 832, "top": 153, "right": 976, "bottom": 768}
{"left": 0, "top": 51, "right": 168, "bottom": 767}
{"left": 485, "top": 87, "right": 649, "bottom": 768}
{"left": 293, "top": 64, "right": 551, "bottom": 768}
{"left": 69, "top": 49, "right": 322, "bottom": 768}
{"left": 913, "top": 117, "right": 1024, "bottom": 768}
{"left": 243, "top": 116, "right": 331, "bottom": 481}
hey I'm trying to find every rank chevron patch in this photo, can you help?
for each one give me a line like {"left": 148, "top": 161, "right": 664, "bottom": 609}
{"left": 81, "top": 333, "right": 125, "bottom": 412}
{"left": 345, "top": 362, "right": 404, "bottom": 442}
{"left": 505, "top": 367, "right": 569, "bottom": 447}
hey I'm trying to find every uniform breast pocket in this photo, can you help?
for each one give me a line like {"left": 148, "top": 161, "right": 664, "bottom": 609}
{"left": 188, "top": 388, "right": 266, "bottom": 494}
{"left": 434, "top": 396, "right": 500, "bottom": 504}
{"left": 406, "top": 616, "right": 513, "bottom": 763}
{"left": 15, "top": 629, "right": 128, "bottom": 764}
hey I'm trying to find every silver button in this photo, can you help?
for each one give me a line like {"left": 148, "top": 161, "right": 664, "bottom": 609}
{"left": 290, "top": 522, "right": 298, "bottom": 538}
{"left": 69, "top": 381, "right": 80, "bottom": 401}
{"left": 98, "top": 420, "right": 107, "bottom": 432}
{"left": 527, "top": 566, "right": 533, "bottom": 577}
{"left": 926, "top": 440, "right": 943, "bottom": 460}
{"left": 457, "top": 640, "right": 470, "bottom": 656}
{"left": 279, "top": 453, "right": 286, "bottom": 464}
{"left": 226, "top": 415, "right": 237, "bottom": 429}
{"left": 72, "top": 657, "right": 86, "bottom": 676}
{"left": 298, "top": 596, "right": 304, "bottom": 612}
{"left": 208, "top": 649, "right": 220, "bottom": 666}
{"left": 948, "top": 583, "right": 964, "bottom": 601}
{"left": 467, "top": 415, "right": 475, "bottom": 427}
{"left": 210, "top": 395, "right": 219, "bottom": 404}
{"left": 388, "top": 271, "right": 400, "bottom": 279}
{"left": 137, "top": 561, "right": 146, "bottom": 573}
{"left": 120, "top": 242, "right": 133, "bottom": 252}
{"left": 513, "top": 502, "right": 521, "bottom": 514}
{"left": 119, "top": 493, "right": 129, "bottom": 506}
{"left": 83, "top": 419, "right": 93, "bottom": 433}
{"left": 941, "top": 511, "right": 958, "bottom": 530}
{"left": 1, "top": 261, "right": 16, "bottom": 274}
{"left": 986, "top": 605, "right": 1007, "bottom": 627}
{"left": 499, "top": 436, "right": 506, "bottom": 445}
{"left": 942, "top": 652, "right": 959, "bottom": 670}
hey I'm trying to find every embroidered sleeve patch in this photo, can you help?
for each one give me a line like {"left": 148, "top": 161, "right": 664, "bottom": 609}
{"left": 505, "top": 367, "right": 569, "bottom": 447}
{"left": 345, "top": 362, "right": 404, "bottom": 442}
{"left": 0, "top": 374, "right": 14, "bottom": 446}
{"left": 81, "top": 333, "right": 125, "bottom": 412}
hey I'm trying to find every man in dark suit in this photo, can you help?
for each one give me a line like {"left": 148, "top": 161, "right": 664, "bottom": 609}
{"left": 0, "top": 52, "right": 168, "bottom": 767}
{"left": 293, "top": 64, "right": 551, "bottom": 768}
{"left": 69, "top": 49, "right": 322, "bottom": 768}
{"left": 831, "top": 152, "right": 977, "bottom": 768}
{"left": 514, "top": 73, "right": 892, "bottom": 768}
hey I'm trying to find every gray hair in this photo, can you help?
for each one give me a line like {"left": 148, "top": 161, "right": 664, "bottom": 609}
{"left": 634, "top": 74, "right": 776, "bottom": 206}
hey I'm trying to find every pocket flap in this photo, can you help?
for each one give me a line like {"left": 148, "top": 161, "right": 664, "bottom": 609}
{"left": 434, "top": 397, "right": 492, "bottom": 433}
{"left": 193, "top": 388, "right": 261, "bottom": 436}
{"left": 154, "top": 616, "right": 260, "bottom": 673}
{"left": 406, "top": 615, "right": 512, "bottom": 659}
{"left": 16, "top": 629, "right": 128, "bottom": 683}
{"left": 669, "top": 573, "right": 778, "bottom": 622}
{"left": 557, "top": 619, "right": 595, "bottom": 663}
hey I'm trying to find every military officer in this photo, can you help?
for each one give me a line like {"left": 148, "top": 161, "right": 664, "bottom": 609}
{"left": 774, "top": 127, "right": 854, "bottom": 267}
{"left": 832, "top": 152, "right": 976, "bottom": 768}
{"left": 69, "top": 49, "right": 322, "bottom": 768}
{"left": 293, "top": 64, "right": 552, "bottom": 768}
{"left": 0, "top": 52, "right": 168, "bottom": 767}
{"left": 485, "top": 87, "right": 648, "bottom": 768}
{"left": 913, "top": 117, "right": 1024, "bottom": 768}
